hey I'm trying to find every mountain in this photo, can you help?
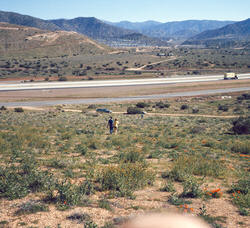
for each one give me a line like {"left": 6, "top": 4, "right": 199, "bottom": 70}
{"left": 49, "top": 17, "right": 135, "bottom": 40}
{"left": 142, "top": 20, "right": 235, "bottom": 40}
{"left": 0, "top": 10, "right": 60, "bottom": 31}
{"left": 183, "top": 18, "right": 250, "bottom": 47}
{"left": 107, "top": 20, "right": 162, "bottom": 31}
{"left": 0, "top": 11, "right": 166, "bottom": 46}
{"left": 0, "top": 22, "right": 110, "bottom": 57}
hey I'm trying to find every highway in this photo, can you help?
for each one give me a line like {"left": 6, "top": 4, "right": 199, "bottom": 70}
{"left": 1, "top": 87, "right": 250, "bottom": 107}
{"left": 1, "top": 73, "right": 250, "bottom": 91}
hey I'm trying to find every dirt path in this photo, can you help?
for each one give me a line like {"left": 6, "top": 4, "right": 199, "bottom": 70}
{"left": 14, "top": 106, "right": 239, "bottom": 119}
{"left": 126, "top": 56, "right": 177, "bottom": 71}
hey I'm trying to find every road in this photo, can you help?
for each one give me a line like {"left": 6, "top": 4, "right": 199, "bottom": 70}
{"left": 1, "top": 87, "right": 250, "bottom": 107}
{"left": 1, "top": 73, "right": 250, "bottom": 91}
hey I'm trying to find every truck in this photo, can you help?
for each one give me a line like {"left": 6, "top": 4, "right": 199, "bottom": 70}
{"left": 224, "top": 72, "right": 238, "bottom": 80}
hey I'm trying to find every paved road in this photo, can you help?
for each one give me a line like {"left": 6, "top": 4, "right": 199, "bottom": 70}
{"left": 1, "top": 87, "right": 250, "bottom": 107}
{"left": 1, "top": 73, "right": 250, "bottom": 91}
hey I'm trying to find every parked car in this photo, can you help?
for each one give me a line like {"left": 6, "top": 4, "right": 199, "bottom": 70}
{"left": 96, "top": 108, "right": 112, "bottom": 113}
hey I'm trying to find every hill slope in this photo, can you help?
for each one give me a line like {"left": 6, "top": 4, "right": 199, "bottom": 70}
{"left": 0, "top": 22, "right": 110, "bottom": 57}
{"left": 183, "top": 18, "right": 250, "bottom": 47}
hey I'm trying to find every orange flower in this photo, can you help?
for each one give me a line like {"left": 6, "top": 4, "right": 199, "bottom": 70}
{"left": 232, "top": 193, "right": 236, "bottom": 197}
{"left": 184, "top": 204, "right": 188, "bottom": 209}
{"left": 184, "top": 209, "right": 188, "bottom": 213}
{"left": 64, "top": 201, "right": 67, "bottom": 205}
{"left": 211, "top": 188, "right": 221, "bottom": 193}
{"left": 237, "top": 191, "right": 241, "bottom": 194}
{"left": 190, "top": 208, "right": 194, "bottom": 212}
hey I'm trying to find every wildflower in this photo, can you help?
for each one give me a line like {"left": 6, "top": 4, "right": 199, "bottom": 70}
{"left": 237, "top": 191, "right": 241, "bottom": 194}
{"left": 64, "top": 201, "right": 67, "bottom": 205}
{"left": 190, "top": 208, "right": 194, "bottom": 212}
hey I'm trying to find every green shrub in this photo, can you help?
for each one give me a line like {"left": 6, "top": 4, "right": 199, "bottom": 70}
{"left": 136, "top": 102, "right": 150, "bottom": 108}
{"left": 127, "top": 106, "right": 143, "bottom": 114}
{"left": 75, "top": 144, "right": 88, "bottom": 155}
{"left": 118, "top": 150, "right": 145, "bottom": 163}
{"left": 218, "top": 104, "right": 228, "bottom": 112}
{"left": 161, "top": 180, "right": 176, "bottom": 192}
{"left": 232, "top": 116, "right": 250, "bottom": 134}
{"left": 58, "top": 76, "right": 67, "bottom": 81}
{"left": 168, "top": 154, "right": 227, "bottom": 179}
{"left": 155, "top": 101, "right": 170, "bottom": 109}
{"left": 180, "top": 104, "right": 189, "bottom": 110}
{"left": 231, "top": 141, "right": 250, "bottom": 154}
{"left": 168, "top": 194, "right": 192, "bottom": 206}
{"left": 14, "top": 107, "right": 24, "bottom": 112}
{"left": 97, "top": 163, "right": 154, "bottom": 197}
{"left": 98, "top": 199, "right": 112, "bottom": 211}
{"left": 181, "top": 177, "right": 202, "bottom": 198}
{"left": 0, "top": 106, "right": 7, "bottom": 110}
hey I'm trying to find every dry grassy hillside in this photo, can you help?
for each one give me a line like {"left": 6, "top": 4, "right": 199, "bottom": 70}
{"left": 0, "top": 22, "right": 111, "bottom": 58}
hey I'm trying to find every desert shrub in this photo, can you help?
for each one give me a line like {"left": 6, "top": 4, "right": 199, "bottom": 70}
{"left": 0, "top": 160, "right": 53, "bottom": 200}
{"left": 155, "top": 101, "right": 170, "bottom": 109}
{"left": 161, "top": 180, "right": 176, "bottom": 192}
{"left": 118, "top": 150, "right": 145, "bottom": 163}
{"left": 136, "top": 102, "right": 150, "bottom": 108}
{"left": 180, "top": 176, "right": 202, "bottom": 198}
{"left": 0, "top": 106, "right": 7, "bottom": 110}
{"left": 230, "top": 177, "right": 249, "bottom": 195}
{"left": 232, "top": 116, "right": 250, "bottom": 134}
{"left": 15, "top": 201, "right": 48, "bottom": 215}
{"left": 78, "top": 179, "right": 95, "bottom": 195}
{"left": 67, "top": 213, "right": 91, "bottom": 224}
{"left": 190, "top": 126, "right": 205, "bottom": 134}
{"left": 58, "top": 76, "right": 67, "bottom": 81}
{"left": 75, "top": 144, "right": 88, "bottom": 155}
{"left": 14, "top": 107, "right": 24, "bottom": 112}
{"left": 98, "top": 199, "right": 112, "bottom": 211}
{"left": 55, "top": 180, "right": 85, "bottom": 207}
{"left": 192, "top": 107, "right": 199, "bottom": 113}
{"left": 218, "top": 104, "right": 228, "bottom": 112}
{"left": 87, "top": 104, "right": 96, "bottom": 109}
{"left": 127, "top": 106, "right": 143, "bottom": 114}
{"left": 167, "top": 154, "right": 227, "bottom": 179}
{"left": 231, "top": 141, "right": 250, "bottom": 154}
{"left": 97, "top": 163, "right": 154, "bottom": 196}
{"left": 180, "top": 104, "right": 189, "bottom": 110}
{"left": 168, "top": 194, "right": 192, "bottom": 206}
{"left": 237, "top": 93, "right": 250, "bottom": 101}
{"left": 84, "top": 221, "right": 98, "bottom": 228}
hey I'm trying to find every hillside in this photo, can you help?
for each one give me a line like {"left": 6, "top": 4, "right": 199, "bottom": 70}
{"left": 0, "top": 22, "right": 110, "bottom": 58}
{"left": 183, "top": 18, "right": 250, "bottom": 47}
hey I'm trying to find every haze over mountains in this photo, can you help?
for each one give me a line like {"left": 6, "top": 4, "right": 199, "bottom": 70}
{"left": 0, "top": 10, "right": 249, "bottom": 48}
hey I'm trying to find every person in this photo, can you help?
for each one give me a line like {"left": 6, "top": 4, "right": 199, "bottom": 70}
{"left": 114, "top": 118, "right": 119, "bottom": 134}
{"left": 107, "top": 116, "right": 114, "bottom": 134}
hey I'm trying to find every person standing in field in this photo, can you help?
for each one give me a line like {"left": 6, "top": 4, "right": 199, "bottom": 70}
{"left": 114, "top": 118, "right": 119, "bottom": 134}
{"left": 107, "top": 116, "right": 114, "bottom": 134}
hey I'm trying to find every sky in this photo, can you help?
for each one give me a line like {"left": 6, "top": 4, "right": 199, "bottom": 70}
{"left": 1, "top": 0, "right": 250, "bottom": 22}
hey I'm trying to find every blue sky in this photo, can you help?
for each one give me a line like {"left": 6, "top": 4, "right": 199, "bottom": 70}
{"left": 1, "top": 0, "right": 249, "bottom": 22}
